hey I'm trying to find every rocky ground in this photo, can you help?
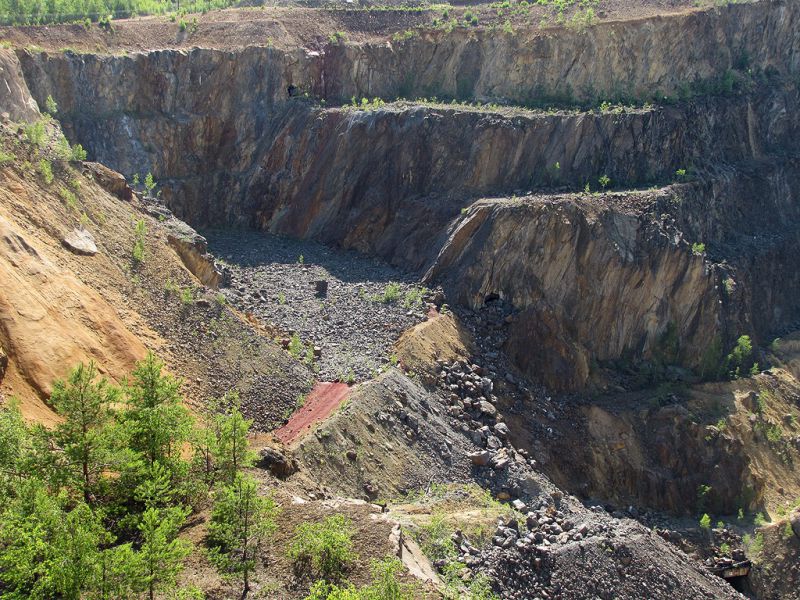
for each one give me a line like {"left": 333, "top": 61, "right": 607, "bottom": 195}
{"left": 207, "top": 229, "right": 432, "bottom": 382}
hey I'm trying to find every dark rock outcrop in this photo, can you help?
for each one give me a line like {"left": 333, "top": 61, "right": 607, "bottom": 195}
{"left": 258, "top": 446, "right": 298, "bottom": 479}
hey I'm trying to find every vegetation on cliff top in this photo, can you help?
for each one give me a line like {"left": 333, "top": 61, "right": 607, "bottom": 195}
{"left": 0, "top": 0, "right": 235, "bottom": 25}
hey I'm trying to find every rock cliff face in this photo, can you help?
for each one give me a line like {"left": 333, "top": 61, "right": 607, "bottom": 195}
{"left": 10, "top": 0, "right": 800, "bottom": 390}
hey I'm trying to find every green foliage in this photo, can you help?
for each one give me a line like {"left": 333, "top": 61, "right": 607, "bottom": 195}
{"left": 598, "top": 174, "right": 610, "bottom": 189}
{"left": 675, "top": 168, "right": 687, "bottom": 178}
{"left": 719, "top": 542, "right": 731, "bottom": 555}
{"left": 328, "top": 31, "right": 348, "bottom": 45}
{"left": 743, "top": 531, "right": 764, "bottom": 557}
{"left": 416, "top": 512, "right": 456, "bottom": 562}
{"left": 288, "top": 514, "right": 357, "bottom": 582}
{"left": 691, "top": 242, "right": 705, "bottom": 256}
{"left": 347, "top": 96, "right": 387, "bottom": 111}
{"left": 0, "top": 479, "right": 110, "bottom": 599}
{"left": 723, "top": 277, "right": 735, "bottom": 296}
{"left": 38, "top": 158, "right": 53, "bottom": 184}
{"left": 205, "top": 393, "right": 255, "bottom": 486}
{"left": 567, "top": 6, "right": 595, "bottom": 30}
{"left": 753, "top": 512, "right": 768, "bottom": 527}
{"left": 0, "top": 354, "right": 217, "bottom": 600}
{"left": 207, "top": 473, "right": 278, "bottom": 593}
{"left": 144, "top": 172, "right": 156, "bottom": 196}
{"left": 304, "top": 557, "right": 417, "bottom": 600}
{"left": 0, "top": 149, "right": 13, "bottom": 164}
{"left": 727, "top": 335, "right": 753, "bottom": 379}
{"left": 44, "top": 94, "right": 58, "bottom": 115}
{"left": 288, "top": 332, "right": 304, "bottom": 359}
{"left": 24, "top": 120, "right": 46, "bottom": 148}
{"left": 783, "top": 520, "right": 794, "bottom": 540}
{"left": 699, "top": 513, "right": 711, "bottom": 529}
{"left": 0, "top": 0, "right": 237, "bottom": 25}
{"left": 381, "top": 282, "right": 402, "bottom": 304}
{"left": 0, "top": 401, "right": 30, "bottom": 492}
{"left": 70, "top": 143, "right": 87, "bottom": 161}
{"left": 50, "top": 362, "right": 120, "bottom": 503}
{"left": 138, "top": 504, "right": 192, "bottom": 600}
{"left": 121, "top": 352, "right": 193, "bottom": 476}
{"left": 132, "top": 218, "right": 147, "bottom": 265}
{"left": 403, "top": 286, "right": 427, "bottom": 309}
{"left": 696, "top": 484, "right": 712, "bottom": 513}
{"left": 440, "top": 559, "right": 498, "bottom": 600}
{"left": 179, "top": 286, "right": 194, "bottom": 304}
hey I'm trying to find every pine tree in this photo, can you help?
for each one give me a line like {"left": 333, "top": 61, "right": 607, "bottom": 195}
{"left": 137, "top": 505, "right": 192, "bottom": 600}
{"left": 214, "top": 392, "right": 255, "bottom": 485}
{"left": 49, "top": 503, "right": 108, "bottom": 600}
{"left": 193, "top": 392, "right": 255, "bottom": 489}
{"left": 93, "top": 542, "right": 142, "bottom": 600}
{"left": 50, "top": 362, "right": 120, "bottom": 504}
{"left": 122, "top": 352, "right": 193, "bottom": 478}
{"left": 207, "top": 473, "right": 279, "bottom": 595}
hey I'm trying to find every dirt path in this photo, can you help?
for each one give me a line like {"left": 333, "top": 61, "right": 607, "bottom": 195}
{"left": 274, "top": 381, "right": 351, "bottom": 445}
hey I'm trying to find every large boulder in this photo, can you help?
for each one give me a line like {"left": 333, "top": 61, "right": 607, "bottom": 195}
{"left": 791, "top": 511, "right": 800, "bottom": 539}
{"left": 62, "top": 228, "right": 98, "bottom": 256}
{"left": 83, "top": 162, "right": 133, "bottom": 201}
{"left": 258, "top": 446, "right": 298, "bottom": 479}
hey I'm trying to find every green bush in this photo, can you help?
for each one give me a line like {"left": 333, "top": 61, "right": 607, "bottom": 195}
{"left": 38, "top": 159, "right": 53, "bottom": 184}
{"left": 381, "top": 282, "right": 402, "bottom": 304}
{"left": 24, "top": 120, "right": 46, "bottom": 148}
{"left": 288, "top": 514, "right": 356, "bottom": 581}
{"left": 416, "top": 512, "right": 456, "bottom": 562}
{"left": 207, "top": 473, "right": 279, "bottom": 594}
{"left": 71, "top": 143, "right": 87, "bottom": 161}
{"left": 132, "top": 219, "right": 146, "bottom": 264}
{"left": 727, "top": 335, "right": 753, "bottom": 379}
{"left": 44, "top": 94, "right": 58, "bottom": 115}
{"left": 304, "top": 557, "right": 416, "bottom": 600}
{"left": 328, "top": 31, "right": 348, "bottom": 45}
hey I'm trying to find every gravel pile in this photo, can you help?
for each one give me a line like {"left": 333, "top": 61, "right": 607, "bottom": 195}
{"left": 206, "top": 230, "right": 431, "bottom": 381}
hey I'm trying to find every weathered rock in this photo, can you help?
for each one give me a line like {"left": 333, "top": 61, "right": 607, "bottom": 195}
{"left": 166, "top": 221, "right": 229, "bottom": 289}
{"left": 479, "top": 400, "right": 498, "bottom": 418}
{"left": 82, "top": 162, "right": 133, "bottom": 201}
{"left": 62, "top": 228, "right": 98, "bottom": 255}
{"left": 257, "top": 446, "right": 298, "bottom": 479}
{"left": 469, "top": 450, "right": 491, "bottom": 466}
{"left": 0, "top": 49, "right": 39, "bottom": 122}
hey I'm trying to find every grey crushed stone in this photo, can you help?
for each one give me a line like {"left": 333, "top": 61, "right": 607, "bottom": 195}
{"left": 205, "top": 230, "right": 430, "bottom": 382}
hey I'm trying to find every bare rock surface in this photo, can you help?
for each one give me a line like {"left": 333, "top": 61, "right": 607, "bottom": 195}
{"left": 62, "top": 227, "right": 98, "bottom": 255}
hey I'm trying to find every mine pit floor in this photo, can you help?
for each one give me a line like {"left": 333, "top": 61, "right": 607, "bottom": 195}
{"left": 207, "top": 230, "right": 429, "bottom": 382}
